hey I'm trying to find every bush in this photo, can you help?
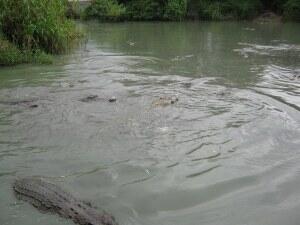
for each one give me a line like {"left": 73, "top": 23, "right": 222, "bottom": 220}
{"left": 284, "top": 0, "right": 300, "bottom": 20}
{"left": 0, "top": 38, "right": 24, "bottom": 66}
{"left": 0, "top": 0, "right": 79, "bottom": 54}
{"left": 164, "top": 0, "right": 187, "bottom": 20}
{"left": 125, "top": 0, "right": 164, "bottom": 20}
{"left": 66, "top": 1, "right": 82, "bottom": 19}
{"left": 198, "top": 0, "right": 230, "bottom": 20}
{"left": 84, "top": 0, "right": 126, "bottom": 21}
{"left": 261, "top": 0, "right": 287, "bottom": 13}
{"left": 0, "top": 37, "right": 52, "bottom": 66}
{"left": 197, "top": 0, "right": 262, "bottom": 20}
{"left": 84, "top": 0, "right": 187, "bottom": 21}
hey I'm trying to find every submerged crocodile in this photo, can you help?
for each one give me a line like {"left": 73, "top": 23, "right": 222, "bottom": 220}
{"left": 0, "top": 99, "right": 38, "bottom": 108}
{"left": 80, "top": 95, "right": 117, "bottom": 103}
{"left": 13, "top": 177, "right": 118, "bottom": 225}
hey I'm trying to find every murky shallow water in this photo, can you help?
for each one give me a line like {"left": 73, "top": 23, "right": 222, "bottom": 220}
{"left": 0, "top": 21, "right": 300, "bottom": 225}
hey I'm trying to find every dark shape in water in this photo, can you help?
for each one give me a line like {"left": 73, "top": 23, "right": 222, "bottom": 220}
{"left": 78, "top": 80, "right": 89, "bottom": 83}
{"left": 151, "top": 96, "right": 179, "bottom": 107}
{"left": 181, "top": 82, "right": 192, "bottom": 88}
{"left": 29, "top": 104, "right": 39, "bottom": 108}
{"left": 13, "top": 177, "right": 118, "bottom": 225}
{"left": 0, "top": 99, "right": 39, "bottom": 109}
{"left": 108, "top": 97, "right": 117, "bottom": 103}
{"left": 80, "top": 95, "right": 99, "bottom": 103}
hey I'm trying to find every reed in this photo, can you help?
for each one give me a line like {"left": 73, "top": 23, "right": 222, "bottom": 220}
{"left": 0, "top": 37, "right": 52, "bottom": 66}
{"left": 84, "top": 0, "right": 126, "bottom": 21}
{"left": 284, "top": 0, "right": 300, "bottom": 21}
{"left": 0, "top": 0, "right": 80, "bottom": 54}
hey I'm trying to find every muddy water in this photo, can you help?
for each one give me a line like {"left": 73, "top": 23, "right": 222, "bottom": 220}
{"left": 0, "top": 22, "right": 300, "bottom": 225}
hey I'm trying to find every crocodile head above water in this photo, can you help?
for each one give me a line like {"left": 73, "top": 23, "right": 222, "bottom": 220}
{"left": 13, "top": 177, "right": 119, "bottom": 225}
{"left": 151, "top": 96, "right": 179, "bottom": 107}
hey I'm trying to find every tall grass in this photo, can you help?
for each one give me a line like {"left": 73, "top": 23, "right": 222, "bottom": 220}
{"left": 0, "top": 37, "right": 25, "bottom": 66}
{"left": 197, "top": 0, "right": 262, "bottom": 20}
{"left": 124, "top": 0, "right": 164, "bottom": 20}
{"left": 84, "top": 0, "right": 126, "bottom": 21}
{"left": 82, "top": 0, "right": 300, "bottom": 21}
{"left": 164, "top": 0, "right": 188, "bottom": 21}
{"left": 0, "top": 0, "right": 80, "bottom": 54}
{"left": 284, "top": 0, "right": 300, "bottom": 20}
{"left": 84, "top": 0, "right": 188, "bottom": 21}
{"left": 0, "top": 37, "right": 52, "bottom": 66}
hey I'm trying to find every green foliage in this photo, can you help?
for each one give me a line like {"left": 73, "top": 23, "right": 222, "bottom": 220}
{"left": 197, "top": 0, "right": 262, "bottom": 20}
{"left": 198, "top": 1, "right": 227, "bottom": 20}
{"left": 83, "top": 0, "right": 300, "bottom": 21}
{"left": 229, "top": 0, "right": 262, "bottom": 19}
{"left": 84, "top": 0, "right": 126, "bottom": 21}
{"left": 0, "top": 38, "right": 23, "bottom": 66}
{"left": 115, "top": 0, "right": 186, "bottom": 21}
{"left": 0, "top": 0, "right": 79, "bottom": 54}
{"left": 66, "top": 1, "right": 82, "bottom": 19}
{"left": 284, "top": 0, "right": 300, "bottom": 20}
{"left": 164, "top": 0, "right": 187, "bottom": 20}
{"left": 261, "top": 0, "right": 287, "bottom": 13}
{"left": 125, "top": 0, "right": 165, "bottom": 20}
{"left": 0, "top": 37, "right": 52, "bottom": 66}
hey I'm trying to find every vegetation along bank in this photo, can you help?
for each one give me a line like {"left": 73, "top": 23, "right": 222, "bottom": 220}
{"left": 82, "top": 0, "right": 300, "bottom": 21}
{"left": 0, "top": 0, "right": 80, "bottom": 66}
{"left": 1, "top": 0, "right": 300, "bottom": 66}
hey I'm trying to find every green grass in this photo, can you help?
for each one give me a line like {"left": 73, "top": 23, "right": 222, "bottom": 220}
{"left": 164, "top": 0, "right": 188, "bottom": 21}
{"left": 84, "top": 0, "right": 126, "bottom": 21}
{"left": 84, "top": 0, "right": 187, "bottom": 21}
{"left": 0, "top": 37, "right": 52, "bottom": 66}
{"left": 0, "top": 0, "right": 82, "bottom": 66}
{"left": 197, "top": 0, "right": 262, "bottom": 20}
{"left": 113, "top": 0, "right": 300, "bottom": 21}
{"left": 0, "top": 0, "right": 80, "bottom": 54}
{"left": 124, "top": 0, "right": 164, "bottom": 20}
{"left": 284, "top": 0, "right": 300, "bottom": 21}
{"left": 0, "top": 38, "right": 24, "bottom": 66}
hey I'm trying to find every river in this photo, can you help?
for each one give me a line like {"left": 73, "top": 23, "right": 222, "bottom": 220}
{"left": 0, "top": 21, "right": 300, "bottom": 225}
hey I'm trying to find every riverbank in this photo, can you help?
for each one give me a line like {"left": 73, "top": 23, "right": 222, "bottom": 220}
{"left": 0, "top": 36, "right": 52, "bottom": 66}
{"left": 81, "top": 0, "right": 300, "bottom": 22}
{"left": 0, "top": 0, "right": 80, "bottom": 67}
{"left": 1, "top": 0, "right": 299, "bottom": 67}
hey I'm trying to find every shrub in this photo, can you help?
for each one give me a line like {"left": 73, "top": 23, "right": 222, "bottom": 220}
{"left": 0, "top": 0, "right": 79, "bottom": 54}
{"left": 261, "top": 0, "right": 287, "bottom": 13}
{"left": 198, "top": 0, "right": 231, "bottom": 20}
{"left": 66, "top": 1, "right": 82, "bottom": 19}
{"left": 164, "top": 0, "right": 187, "bottom": 20}
{"left": 0, "top": 38, "right": 24, "bottom": 66}
{"left": 284, "top": 0, "right": 300, "bottom": 20}
{"left": 84, "top": 0, "right": 126, "bottom": 21}
{"left": 197, "top": 0, "right": 262, "bottom": 20}
{"left": 0, "top": 37, "right": 52, "bottom": 66}
{"left": 124, "top": 0, "right": 162, "bottom": 20}
{"left": 228, "top": 0, "right": 262, "bottom": 20}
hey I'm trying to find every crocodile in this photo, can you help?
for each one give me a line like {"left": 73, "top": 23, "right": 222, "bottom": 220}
{"left": 80, "top": 95, "right": 117, "bottom": 103}
{"left": 0, "top": 99, "right": 38, "bottom": 108}
{"left": 151, "top": 96, "right": 179, "bottom": 107}
{"left": 80, "top": 95, "right": 100, "bottom": 102}
{"left": 13, "top": 177, "right": 118, "bottom": 225}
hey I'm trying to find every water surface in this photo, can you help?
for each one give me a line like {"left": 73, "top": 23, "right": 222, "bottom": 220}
{"left": 0, "top": 21, "right": 300, "bottom": 225}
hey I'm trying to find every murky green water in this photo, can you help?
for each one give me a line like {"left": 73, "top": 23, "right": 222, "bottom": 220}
{"left": 1, "top": 21, "right": 300, "bottom": 225}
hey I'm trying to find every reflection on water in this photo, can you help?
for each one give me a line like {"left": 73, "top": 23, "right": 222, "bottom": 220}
{"left": 0, "top": 21, "right": 300, "bottom": 225}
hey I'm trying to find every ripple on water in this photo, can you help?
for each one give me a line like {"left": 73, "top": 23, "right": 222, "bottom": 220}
{"left": 234, "top": 42, "right": 300, "bottom": 58}
{"left": 1, "top": 22, "right": 300, "bottom": 225}
{"left": 252, "top": 64, "right": 300, "bottom": 113}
